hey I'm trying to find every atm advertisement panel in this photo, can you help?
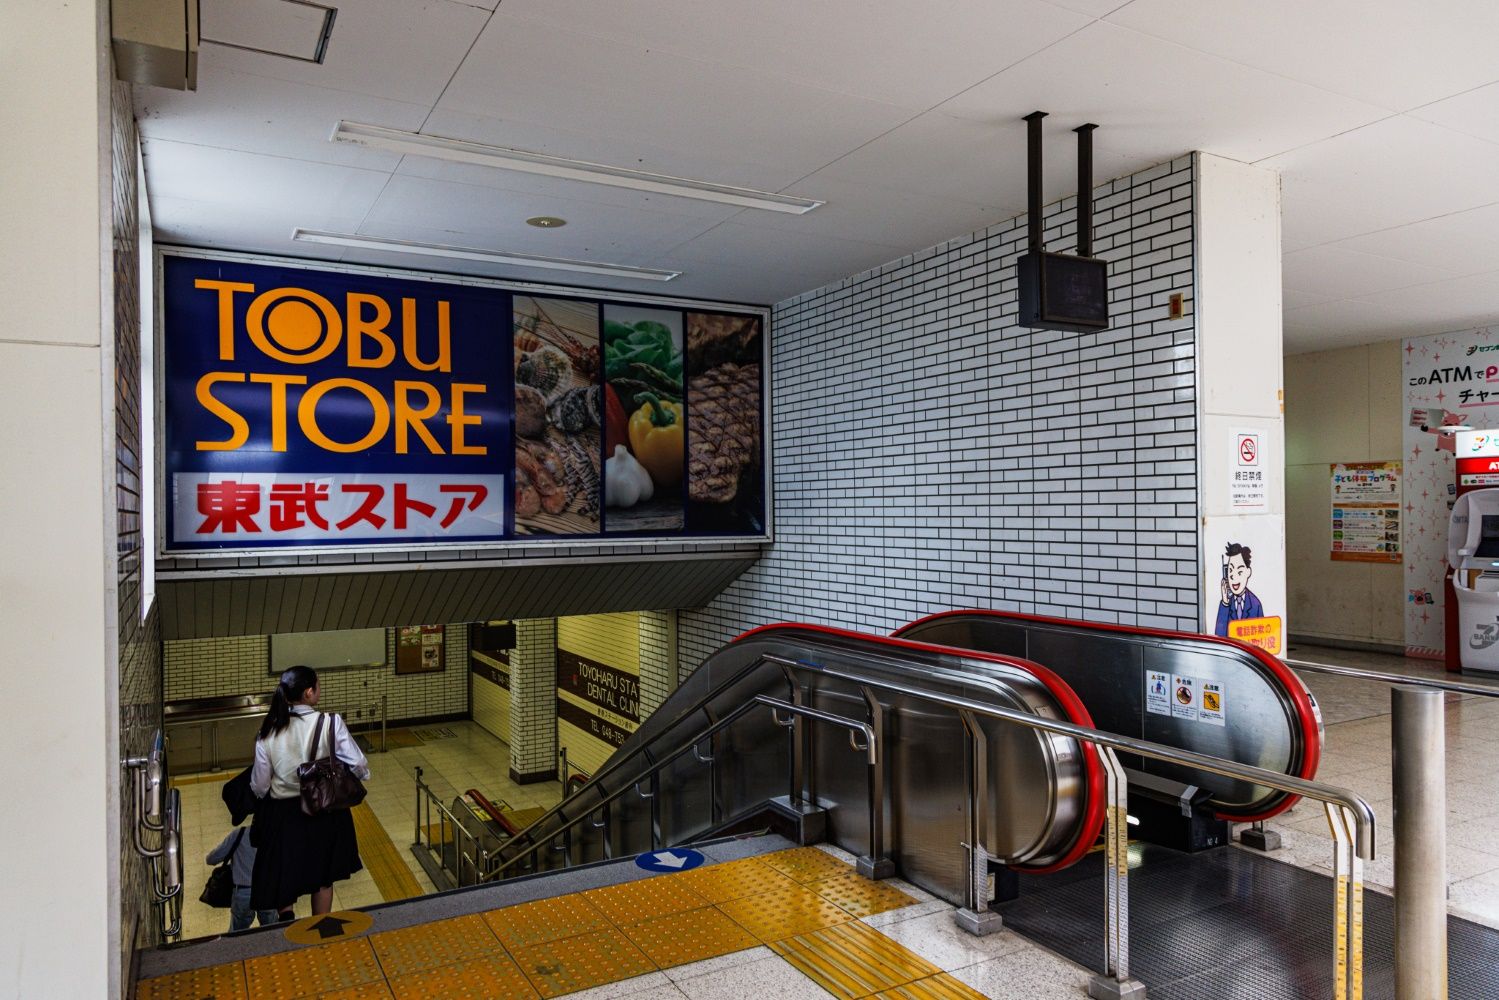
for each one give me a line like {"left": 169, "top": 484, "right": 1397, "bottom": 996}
{"left": 158, "top": 251, "right": 769, "bottom": 554}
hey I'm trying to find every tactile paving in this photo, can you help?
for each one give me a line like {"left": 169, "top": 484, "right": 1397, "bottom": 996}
{"left": 619, "top": 904, "right": 760, "bottom": 969}
{"left": 317, "top": 983, "right": 396, "bottom": 1000}
{"left": 244, "top": 938, "right": 384, "bottom": 999}
{"left": 137, "top": 963, "right": 248, "bottom": 1000}
{"left": 807, "top": 872, "right": 919, "bottom": 918}
{"left": 868, "top": 974, "right": 991, "bottom": 999}
{"left": 509, "top": 926, "right": 656, "bottom": 998}
{"left": 386, "top": 953, "right": 538, "bottom": 1000}
{"left": 677, "top": 857, "right": 798, "bottom": 903}
{"left": 758, "top": 846, "right": 857, "bottom": 883}
{"left": 717, "top": 883, "right": 854, "bottom": 942}
{"left": 585, "top": 872, "right": 710, "bottom": 924}
{"left": 772, "top": 919, "right": 941, "bottom": 1000}
{"left": 369, "top": 913, "right": 502, "bottom": 977}
{"left": 482, "top": 893, "right": 612, "bottom": 950}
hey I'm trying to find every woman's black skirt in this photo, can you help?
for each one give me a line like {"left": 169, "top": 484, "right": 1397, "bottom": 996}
{"left": 250, "top": 795, "right": 363, "bottom": 910}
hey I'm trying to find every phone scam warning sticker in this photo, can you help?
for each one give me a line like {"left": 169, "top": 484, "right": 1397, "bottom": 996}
{"left": 1171, "top": 675, "right": 1198, "bottom": 721}
{"left": 1199, "top": 682, "right": 1226, "bottom": 727}
{"left": 1145, "top": 671, "right": 1171, "bottom": 717}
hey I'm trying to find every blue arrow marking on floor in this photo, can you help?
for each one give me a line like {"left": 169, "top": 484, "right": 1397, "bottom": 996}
{"left": 635, "top": 848, "right": 706, "bottom": 873}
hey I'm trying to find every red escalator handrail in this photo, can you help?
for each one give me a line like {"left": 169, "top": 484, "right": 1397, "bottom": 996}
{"left": 464, "top": 788, "right": 521, "bottom": 837}
{"left": 892, "top": 608, "right": 1323, "bottom": 823}
{"left": 731, "top": 621, "right": 1106, "bottom": 875}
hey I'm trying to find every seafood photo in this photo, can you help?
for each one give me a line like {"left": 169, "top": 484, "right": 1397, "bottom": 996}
{"left": 512, "top": 296, "right": 602, "bottom": 535}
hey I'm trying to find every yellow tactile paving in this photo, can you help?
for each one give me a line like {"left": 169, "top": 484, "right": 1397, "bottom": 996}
{"left": 481, "top": 893, "right": 612, "bottom": 950}
{"left": 717, "top": 882, "right": 855, "bottom": 942}
{"left": 137, "top": 963, "right": 248, "bottom": 1000}
{"left": 369, "top": 913, "right": 502, "bottom": 977}
{"left": 869, "top": 973, "right": 991, "bottom": 999}
{"left": 807, "top": 872, "right": 919, "bottom": 917}
{"left": 352, "top": 802, "right": 425, "bottom": 903}
{"left": 244, "top": 938, "right": 384, "bottom": 999}
{"left": 758, "top": 846, "right": 857, "bottom": 883}
{"left": 509, "top": 926, "right": 656, "bottom": 998}
{"left": 169, "top": 771, "right": 234, "bottom": 788}
{"left": 677, "top": 857, "right": 798, "bottom": 903}
{"left": 386, "top": 952, "right": 539, "bottom": 1000}
{"left": 585, "top": 873, "right": 711, "bottom": 924}
{"left": 772, "top": 919, "right": 942, "bottom": 1000}
{"left": 318, "top": 983, "right": 396, "bottom": 1000}
{"left": 619, "top": 904, "right": 760, "bottom": 969}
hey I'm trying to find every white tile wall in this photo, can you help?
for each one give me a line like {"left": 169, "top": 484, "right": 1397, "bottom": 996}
{"left": 162, "top": 626, "right": 469, "bottom": 723}
{"left": 509, "top": 618, "right": 558, "bottom": 777}
{"left": 680, "top": 156, "right": 1199, "bottom": 670}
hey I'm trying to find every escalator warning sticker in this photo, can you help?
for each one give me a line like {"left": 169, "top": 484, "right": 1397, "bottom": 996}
{"left": 1145, "top": 672, "right": 1171, "bottom": 716}
{"left": 1200, "top": 683, "right": 1226, "bottom": 726}
{"left": 1171, "top": 675, "right": 1197, "bottom": 721}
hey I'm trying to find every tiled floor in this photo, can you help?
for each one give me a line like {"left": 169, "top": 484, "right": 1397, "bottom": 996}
{"left": 173, "top": 721, "right": 563, "bottom": 940}
{"left": 1254, "top": 643, "right": 1499, "bottom": 928}
{"left": 140, "top": 844, "right": 1096, "bottom": 1000}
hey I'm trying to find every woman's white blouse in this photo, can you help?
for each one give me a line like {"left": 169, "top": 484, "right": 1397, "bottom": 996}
{"left": 250, "top": 706, "right": 372, "bottom": 800}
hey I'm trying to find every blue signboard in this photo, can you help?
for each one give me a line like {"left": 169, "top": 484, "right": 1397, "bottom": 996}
{"left": 160, "top": 251, "right": 770, "bottom": 553}
{"left": 634, "top": 848, "right": 705, "bottom": 873}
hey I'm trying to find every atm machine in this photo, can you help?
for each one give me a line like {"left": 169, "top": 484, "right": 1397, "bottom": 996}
{"left": 1447, "top": 430, "right": 1499, "bottom": 673}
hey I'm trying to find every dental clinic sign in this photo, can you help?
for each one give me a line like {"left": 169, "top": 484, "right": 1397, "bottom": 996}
{"left": 161, "top": 253, "right": 510, "bottom": 551}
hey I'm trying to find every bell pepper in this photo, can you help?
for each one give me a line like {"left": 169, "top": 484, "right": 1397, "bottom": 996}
{"left": 604, "top": 384, "right": 630, "bottom": 455}
{"left": 628, "top": 393, "right": 684, "bottom": 488}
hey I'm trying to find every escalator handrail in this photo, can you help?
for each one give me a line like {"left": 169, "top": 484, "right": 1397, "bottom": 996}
{"left": 464, "top": 788, "right": 521, "bottom": 838}
{"left": 495, "top": 623, "right": 1109, "bottom": 874}
{"left": 895, "top": 608, "right": 1324, "bottom": 823}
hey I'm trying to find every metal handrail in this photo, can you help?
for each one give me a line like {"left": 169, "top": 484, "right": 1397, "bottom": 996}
{"left": 1287, "top": 657, "right": 1499, "bottom": 698}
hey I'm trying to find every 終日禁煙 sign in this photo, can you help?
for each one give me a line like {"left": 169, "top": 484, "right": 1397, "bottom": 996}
{"left": 161, "top": 255, "right": 510, "bottom": 550}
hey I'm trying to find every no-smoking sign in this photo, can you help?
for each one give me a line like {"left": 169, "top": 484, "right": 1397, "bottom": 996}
{"left": 1238, "top": 434, "right": 1259, "bottom": 466}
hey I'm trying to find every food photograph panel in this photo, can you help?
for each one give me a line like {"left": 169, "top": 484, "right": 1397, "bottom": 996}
{"left": 603, "top": 305, "right": 686, "bottom": 533}
{"left": 685, "top": 312, "right": 765, "bottom": 535}
{"left": 513, "top": 295, "right": 602, "bottom": 536}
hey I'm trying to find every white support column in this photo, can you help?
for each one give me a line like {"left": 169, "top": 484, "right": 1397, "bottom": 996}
{"left": 508, "top": 619, "right": 559, "bottom": 783}
{"left": 1195, "top": 154, "right": 1288, "bottom": 658}
{"left": 0, "top": 1, "right": 117, "bottom": 997}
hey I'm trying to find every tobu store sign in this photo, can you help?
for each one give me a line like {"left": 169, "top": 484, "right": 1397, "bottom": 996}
{"left": 159, "top": 249, "right": 770, "bottom": 554}
{"left": 162, "top": 254, "right": 510, "bottom": 550}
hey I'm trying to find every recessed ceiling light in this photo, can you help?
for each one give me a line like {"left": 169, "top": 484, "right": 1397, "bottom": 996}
{"left": 527, "top": 216, "right": 567, "bottom": 228}
{"left": 290, "top": 229, "right": 680, "bottom": 282}
{"left": 330, "top": 121, "right": 824, "bottom": 215}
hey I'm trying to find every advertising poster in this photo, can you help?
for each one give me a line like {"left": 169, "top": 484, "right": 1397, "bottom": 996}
{"left": 160, "top": 251, "right": 769, "bottom": 553}
{"left": 1403, "top": 327, "right": 1499, "bottom": 657}
{"left": 1330, "top": 462, "right": 1401, "bottom": 563}
{"left": 1203, "top": 516, "right": 1286, "bottom": 656}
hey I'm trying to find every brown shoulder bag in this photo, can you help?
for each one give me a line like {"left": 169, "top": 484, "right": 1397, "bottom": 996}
{"left": 297, "top": 713, "right": 367, "bottom": 816}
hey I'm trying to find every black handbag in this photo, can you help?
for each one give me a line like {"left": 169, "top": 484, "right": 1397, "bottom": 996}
{"left": 199, "top": 828, "right": 243, "bottom": 908}
{"left": 297, "top": 713, "right": 367, "bottom": 816}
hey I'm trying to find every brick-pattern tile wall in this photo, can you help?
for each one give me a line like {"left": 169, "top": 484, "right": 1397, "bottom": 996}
{"left": 680, "top": 156, "right": 1198, "bottom": 667}
{"left": 508, "top": 619, "right": 558, "bottom": 779}
{"left": 637, "top": 611, "right": 678, "bottom": 713}
{"left": 163, "top": 626, "right": 469, "bottom": 723}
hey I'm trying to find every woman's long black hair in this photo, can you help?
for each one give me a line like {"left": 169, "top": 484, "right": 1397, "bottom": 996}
{"left": 259, "top": 665, "right": 318, "bottom": 740}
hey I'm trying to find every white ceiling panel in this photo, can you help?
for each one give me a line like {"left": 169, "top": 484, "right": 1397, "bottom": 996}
{"left": 1106, "top": 0, "right": 1499, "bottom": 112}
{"left": 1282, "top": 298, "right": 1432, "bottom": 352}
{"left": 146, "top": 195, "right": 368, "bottom": 256}
{"left": 939, "top": 22, "right": 1387, "bottom": 164}
{"left": 1334, "top": 203, "right": 1499, "bottom": 275}
{"left": 1281, "top": 245, "right": 1460, "bottom": 298}
{"left": 358, "top": 174, "right": 725, "bottom": 259}
{"left": 491, "top": 0, "right": 1091, "bottom": 110}
{"left": 136, "top": 67, "right": 426, "bottom": 170}
{"left": 433, "top": 14, "right": 916, "bottom": 181}
{"left": 662, "top": 220, "right": 906, "bottom": 279}
{"left": 1352, "top": 270, "right": 1499, "bottom": 326}
{"left": 202, "top": 0, "right": 491, "bottom": 104}
{"left": 1283, "top": 288, "right": 1337, "bottom": 312}
{"left": 1265, "top": 115, "right": 1499, "bottom": 251}
{"left": 141, "top": 139, "right": 391, "bottom": 219}
{"left": 1409, "top": 81, "right": 1499, "bottom": 147}
{"left": 201, "top": 0, "right": 332, "bottom": 61}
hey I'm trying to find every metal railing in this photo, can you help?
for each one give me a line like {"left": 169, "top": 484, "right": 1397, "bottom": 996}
{"left": 323, "top": 694, "right": 389, "bottom": 754}
{"left": 557, "top": 747, "right": 590, "bottom": 797}
{"left": 486, "top": 650, "right": 1375, "bottom": 1000}
{"left": 123, "top": 731, "right": 184, "bottom": 941}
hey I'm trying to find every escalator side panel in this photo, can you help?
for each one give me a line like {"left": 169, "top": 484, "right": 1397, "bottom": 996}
{"left": 807, "top": 679, "right": 874, "bottom": 861}
{"left": 889, "top": 696, "right": 969, "bottom": 906}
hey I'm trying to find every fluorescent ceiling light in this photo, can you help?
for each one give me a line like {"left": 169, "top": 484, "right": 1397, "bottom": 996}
{"left": 291, "top": 229, "right": 681, "bottom": 282}
{"left": 331, "top": 121, "right": 824, "bottom": 215}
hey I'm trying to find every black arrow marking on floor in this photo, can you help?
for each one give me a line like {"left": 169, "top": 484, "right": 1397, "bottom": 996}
{"left": 308, "top": 916, "right": 352, "bottom": 940}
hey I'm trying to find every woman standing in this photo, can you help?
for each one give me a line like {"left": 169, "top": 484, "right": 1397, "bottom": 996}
{"left": 250, "top": 666, "right": 370, "bottom": 921}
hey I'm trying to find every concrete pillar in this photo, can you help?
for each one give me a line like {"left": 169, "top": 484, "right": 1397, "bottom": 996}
{"left": 637, "top": 610, "right": 679, "bottom": 719}
{"left": 1194, "top": 154, "right": 1288, "bottom": 656}
{"left": 508, "top": 618, "right": 558, "bottom": 783}
{"left": 0, "top": 0, "right": 118, "bottom": 997}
